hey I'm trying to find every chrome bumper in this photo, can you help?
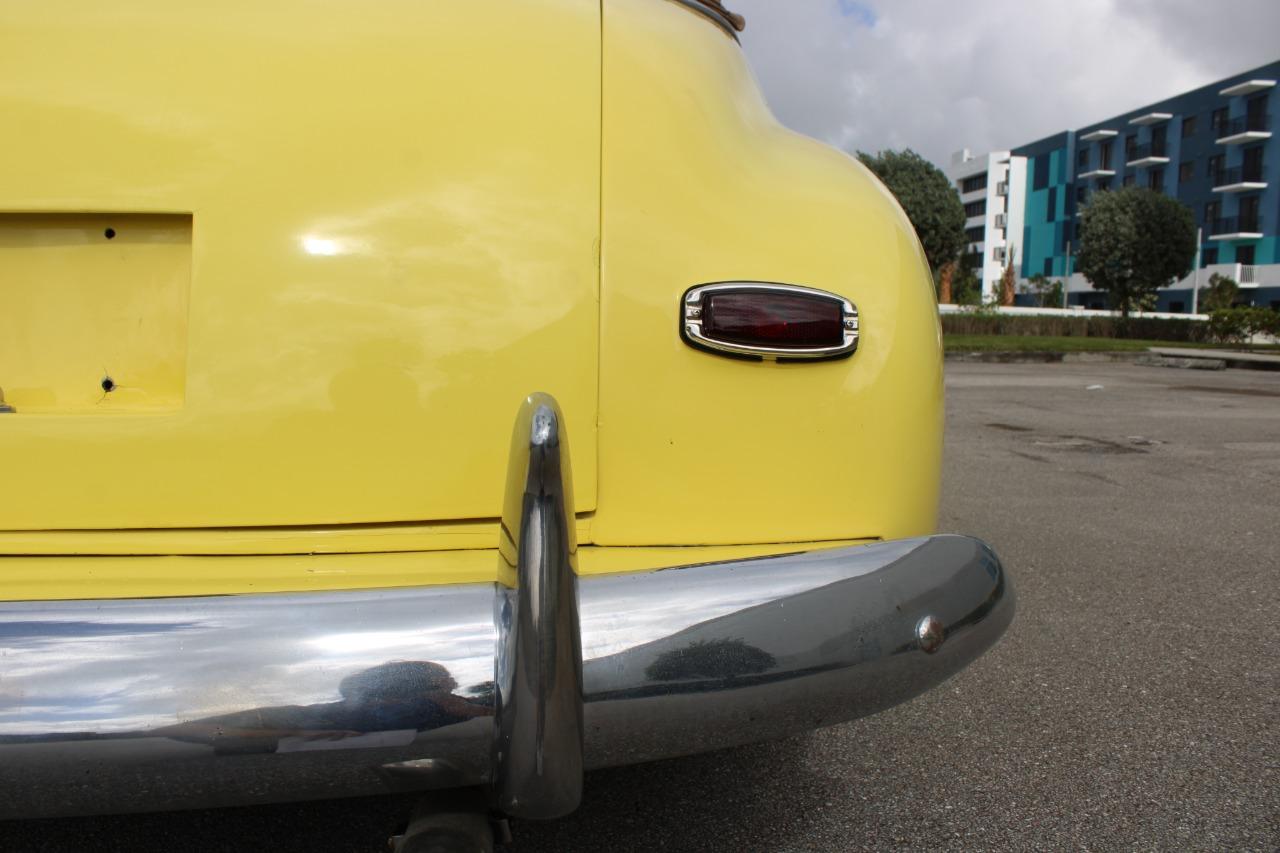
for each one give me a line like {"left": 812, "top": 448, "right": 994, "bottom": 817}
{"left": 0, "top": 396, "right": 1013, "bottom": 820}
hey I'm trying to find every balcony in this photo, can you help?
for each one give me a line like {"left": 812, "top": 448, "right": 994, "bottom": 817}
{"left": 1216, "top": 113, "right": 1272, "bottom": 145}
{"left": 1080, "top": 128, "right": 1118, "bottom": 142}
{"left": 1125, "top": 143, "right": 1169, "bottom": 167}
{"left": 1219, "top": 79, "right": 1276, "bottom": 97}
{"left": 1077, "top": 168, "right": 1115, "bottom": 179}
{"left": 1129, "top": 112, "right": 1173, "bottom": 126}
{"left": 1208, "top": 215, "right": 1263, "bottom": 240}
{"left": 1212, "top": 166, "right": 1268, "bottom": 193}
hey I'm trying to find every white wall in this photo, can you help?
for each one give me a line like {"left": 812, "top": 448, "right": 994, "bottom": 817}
{"left": 1004, "top": 156, "right": 1028, "bottom": 295}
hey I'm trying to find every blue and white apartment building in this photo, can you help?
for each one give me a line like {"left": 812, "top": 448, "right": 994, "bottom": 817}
{"left": 950, "top": 60, "right": 1280, "bottom": 311}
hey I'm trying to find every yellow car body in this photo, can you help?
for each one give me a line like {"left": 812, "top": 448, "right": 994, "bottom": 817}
{"left": 0, "top": 0, "right": 1006, "bottom": 824}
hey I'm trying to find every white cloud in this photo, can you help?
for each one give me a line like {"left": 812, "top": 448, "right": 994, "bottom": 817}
{"left": 731, "top": 0, "right": 1280, "bottom": 167}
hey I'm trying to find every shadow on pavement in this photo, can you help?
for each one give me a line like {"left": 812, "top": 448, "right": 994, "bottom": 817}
{"left": 0, "top": 735, "right": 855, "bottom": 853}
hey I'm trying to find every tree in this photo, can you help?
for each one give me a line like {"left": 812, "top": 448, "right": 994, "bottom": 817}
{"left": 952, "top": 255, "right": 983, "bottom": 305}
{"left": 857, "top": 149, "right": 967, "bottom": 277}
{"left": 1198, "top": 273, "right": 1239, "bottom": 313}
{"left": 1022, "top": 273, "right": 1064, "bottom": 308}
{"left": 937, "top": 259, "right": 957, "bottom": 304}
{"left": 1076, "top": 187, "right": 1196, "bottom": 320}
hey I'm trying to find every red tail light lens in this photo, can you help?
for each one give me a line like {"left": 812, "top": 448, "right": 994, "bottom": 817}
{"left": 682, "top": 283, "right": 859, "bottom": 360}
{"left": 702, "top": 290, "right": 844, "bottom": 348}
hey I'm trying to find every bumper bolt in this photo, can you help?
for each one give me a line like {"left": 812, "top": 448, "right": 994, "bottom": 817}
{"left": 916, "top": 615, "right": 945, "bottom": 654}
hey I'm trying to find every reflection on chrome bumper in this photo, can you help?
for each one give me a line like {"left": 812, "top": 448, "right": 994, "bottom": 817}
{"left": 0, "top": 397, "right": 1013, "bottom": 820}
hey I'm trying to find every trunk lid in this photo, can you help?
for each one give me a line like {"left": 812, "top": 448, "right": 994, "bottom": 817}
{"left": 0, "top": 1, "right": 600, "bottom": 532}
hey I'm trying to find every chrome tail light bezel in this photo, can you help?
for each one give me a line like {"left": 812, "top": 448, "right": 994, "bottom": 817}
{"left": 680, "top": 281, "right": 860, "bottom": 362}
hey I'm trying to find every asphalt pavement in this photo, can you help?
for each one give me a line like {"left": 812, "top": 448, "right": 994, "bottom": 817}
{"left": 2, "top": 362, "right": 1277, "bottom": 852}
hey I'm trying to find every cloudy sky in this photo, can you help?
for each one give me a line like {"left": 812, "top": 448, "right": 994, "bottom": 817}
{"left": 732, "top": 0, "right": 1280, "bottom": 168}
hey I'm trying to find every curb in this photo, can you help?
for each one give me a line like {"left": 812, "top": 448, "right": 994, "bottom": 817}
{"left": 1133, "top": 355, "right": 1227, "bottom": 371}
{"left": 1148, "top": 348, "right": 1280, "bottom": 372}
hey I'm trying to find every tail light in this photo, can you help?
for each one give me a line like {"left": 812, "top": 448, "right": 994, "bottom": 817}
{"left": 681, "top": 282, "right": 859, "bottom": 361}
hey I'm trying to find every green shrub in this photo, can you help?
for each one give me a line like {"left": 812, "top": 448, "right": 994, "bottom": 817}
{"left": 1207, "top": 309, "right": 1249, "bottom": 344}
{"left": 940, "top": 313, "right": 1207, "bottom": 342}
{"left": 1208, "top": 307, "right": 1280, "bottom": 346}
{"left": 1256, "top": 308, "right": 1280, "bottom": 338}
{"left": 1198, "top": 274, "right": 1239, "bottom": 313}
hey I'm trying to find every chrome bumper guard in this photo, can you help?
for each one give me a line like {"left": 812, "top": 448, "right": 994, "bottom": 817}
{"left": 0, "top": 395, "right": 1013, "bottom": 820}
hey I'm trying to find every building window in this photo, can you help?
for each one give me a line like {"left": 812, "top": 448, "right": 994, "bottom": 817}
{"left": 1077, "top": 148, "right": 1088, "bottom": 167}
{"left": 1202, "top": 247, "right": 1218, "bottom": 267}
{"left": 1095, "top": 177, "right": 1112, "bottom": 192}
{"left": 1240, "top": 194, "right": 1261, "bottom": 232}
{"left": 1208, "top": 154, "right": 1224, "bottom": 180}
{"left": 1237, "top": 245, "right": 1256, "bottom": 265}
{"left": 1243, "top": 145, "right": 1264, "bottom": 182}
{"left": 1075, "top": 186, "right": 1087, "bottom": 204}
{"left": 1047, "top": 187, "right": 1057, "bottom": 220}
{"left": 1170, "top": 301, "right": 1185, "bottom": 313}
{"left": 1033, "top": 155, "right": 1050, "bottom": 191}
{"left": 1151, "top": 124, "right": 1167, "bottom": 156}
{"left": 965, "top": 226, "right": 984, "bottom": 243}
{"left": 1100, "top": 140, "right": 1114, "bottom": 170}
{"left": 1123, "top": 174, "right": 1136, "bottom": 187}
{"left": 961, "top": 173, "right": 988, "bottom": 194}
{"left": 963, "top": 199, "right": 986, "bottom": 217}
{"left": 1179, "top": 161, "right": 1194, "bottom": 183}
{"left": 1043, "top": 257, "right": 1054, "bottom": 276}
{"left": 1211, "top": 107, "right": 1229, "bottom": 133}
{"left": 1204, "top": 200, "right": 1220, "bottom": 224}
{"left": 1125, "top": 134, "right": 1137, "bottom": 160}
{"left": 1181, "top": 115, "right": 1197, "bottom": 138}
{"left": 1247, "top": 94, "right": 1268, "bottom": 129}
{"left": 1148, "top": 170, "right": 1164, "bottom": 193}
